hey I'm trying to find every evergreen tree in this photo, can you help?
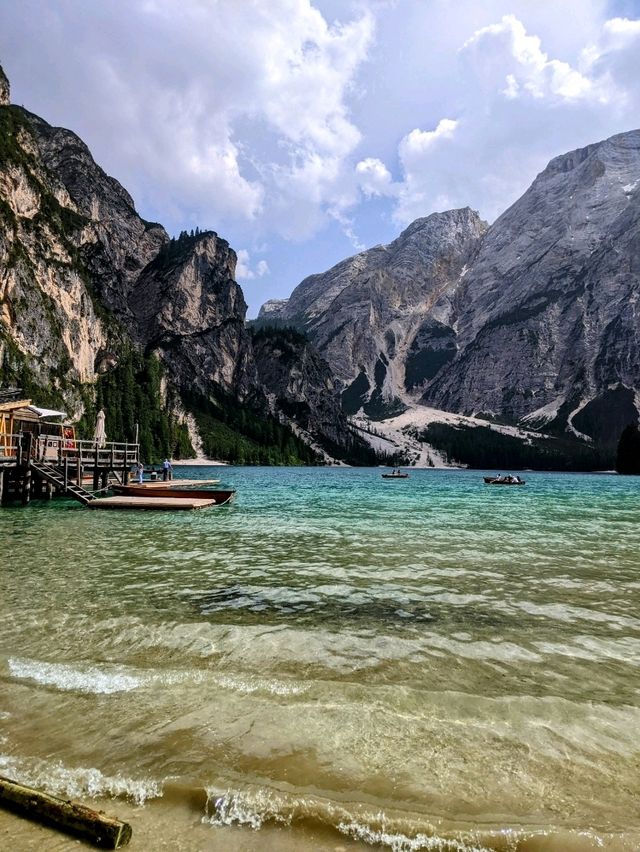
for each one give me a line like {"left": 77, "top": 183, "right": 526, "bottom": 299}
{"left": 616, "top": 423, "right": 640, "bottom": 474}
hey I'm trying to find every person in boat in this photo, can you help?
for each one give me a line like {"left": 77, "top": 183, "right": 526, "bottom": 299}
{"left": 162, "top": 458, "right": 173, "bottom": 481}
{"left": 137, "top": 462, "right": 144, "bottom": 484}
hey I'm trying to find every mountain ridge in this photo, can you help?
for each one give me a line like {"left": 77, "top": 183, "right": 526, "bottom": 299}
{"left": 261, "top": 127, "right": 640, "bottom": 448}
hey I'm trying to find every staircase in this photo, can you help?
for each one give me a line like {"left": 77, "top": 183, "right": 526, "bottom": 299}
{"left": 30, "top": 460, "right": 95, "bottom": 506}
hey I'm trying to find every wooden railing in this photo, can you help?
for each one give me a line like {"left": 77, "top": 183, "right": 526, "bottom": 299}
{"left": 33, "top": 436, "right": 139, "bottom": 467}
{"left": 0, "top": 433, "right": 139, "bottom": 468}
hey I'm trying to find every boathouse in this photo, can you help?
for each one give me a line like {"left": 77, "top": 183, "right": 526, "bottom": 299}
{"left": 0, "top": 388, "right": 139, "bottom": 507}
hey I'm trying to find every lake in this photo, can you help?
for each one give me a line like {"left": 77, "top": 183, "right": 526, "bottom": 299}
{"left": 1, "top": 467, "right": 639, "bottom": 851}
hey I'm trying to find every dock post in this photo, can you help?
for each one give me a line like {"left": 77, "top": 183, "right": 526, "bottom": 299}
{"left": 21, "top": 468, "right": 31, "bottom": 505}
{"left": 0, "top": 470, "right": 4, "bottom": 505}
{"left": 64, "top": 458, "right": 68, "bottom": 491}
{"left": 46, "top": 481, "right": 53, "bottom": 500}
{"left": 76, "top": 458, "right": 82, "bottom": 486}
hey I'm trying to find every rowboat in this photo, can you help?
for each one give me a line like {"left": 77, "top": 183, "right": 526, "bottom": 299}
{"left": 382, "top": 470, "right": 410, "bottom": 479}
{"left": 483, "top": 476, "right": 526, "bottom": 486}
{"left": 112, "top": 484, "right": 235, "bottom": 504}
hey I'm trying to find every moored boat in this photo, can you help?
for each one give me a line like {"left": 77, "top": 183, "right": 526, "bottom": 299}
{"left": 112, "top": 484, "right": 235, "bottom": 503}
{"left": 483, "top": 476, "right": 526, "bottom": 485}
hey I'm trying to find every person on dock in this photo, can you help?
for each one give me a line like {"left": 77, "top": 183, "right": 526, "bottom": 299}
{"left": 137, "top": 462, "right": 144, "bottom": 484}
{"left": 162, "top": 458, "right": 172, "bottom": 481}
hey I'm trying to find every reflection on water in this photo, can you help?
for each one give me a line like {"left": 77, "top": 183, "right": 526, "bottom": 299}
{"left": 1, "top": 467, "right": 639, "bottom": 850}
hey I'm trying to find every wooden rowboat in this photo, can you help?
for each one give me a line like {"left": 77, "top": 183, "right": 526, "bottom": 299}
{"left": 382, "top": 471, "right": 410, "bottom": 479}
{"left": 483, "top": 476, "right": 526, "bottom": 485}
{"left": 112, "top": 484, "right": 235, "bottom": 504}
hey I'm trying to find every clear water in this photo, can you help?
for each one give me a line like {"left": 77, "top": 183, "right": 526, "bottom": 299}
{"left": 1, "top": 467, "right": 639, "bottom": 851}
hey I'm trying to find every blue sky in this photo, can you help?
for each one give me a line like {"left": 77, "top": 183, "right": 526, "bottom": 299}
{"left": 1, "top": 0, "right": 639, "bottom": 316}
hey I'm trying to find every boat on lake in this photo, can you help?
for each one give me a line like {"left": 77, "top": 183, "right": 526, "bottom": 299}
{"left": 484, "top": 475, "right": 526, "bottom": 486}
{"left": 112, "top": 483, "right": 235, "bottom": 504}
{"left": 382, "top": 469, "right": 410, "bottom": 479}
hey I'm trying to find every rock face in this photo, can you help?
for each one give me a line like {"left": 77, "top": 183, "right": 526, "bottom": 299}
{"left": 252, "top": 326, "right": 349, "bottom": 449}
{"left": 131, "top": 231, "right": 257, "bottom": 400}
{"left": 265, "top": 208, "right": 487, "bottom": 418}
{"left": 0, "top": 65, "right": 9, "bottom": 106}
{"left": 423, "top": 129, "right": 640, "bottom": 441}
{"left": 0, "top": 105, "right": 108, "bottom": 397}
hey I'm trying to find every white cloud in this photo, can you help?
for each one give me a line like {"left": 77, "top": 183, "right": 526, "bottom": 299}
{"left": 235, "top": 249, "right": 270, "bottom": 281}
{"left": 399, "top": 119, "right": 459, "bottom": 164}
{"left": 355, "top": 157, "right": 397, "bottom": 197}
{"left": 602, "top": 17, "right": 640, "bottom": 40}
{"left": 460, "top": 15, "right": 594, "bottom": 102}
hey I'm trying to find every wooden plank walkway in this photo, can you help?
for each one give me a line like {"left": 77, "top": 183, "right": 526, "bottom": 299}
{"left": 88, "top": 496, "right": 220, "bottom": 511}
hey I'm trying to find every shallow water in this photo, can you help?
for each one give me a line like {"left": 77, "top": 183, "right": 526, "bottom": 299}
{"left": 1, "top": 467, "right": 639, "bottom": 850}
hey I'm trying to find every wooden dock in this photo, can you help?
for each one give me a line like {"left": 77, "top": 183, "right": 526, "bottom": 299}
{"left": 88, "top": 496, "right": 221, "bottom": 511}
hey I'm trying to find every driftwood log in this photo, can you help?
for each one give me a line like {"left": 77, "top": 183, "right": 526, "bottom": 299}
{"left": 0, "top": 775, "right": 132, "bottom": 848}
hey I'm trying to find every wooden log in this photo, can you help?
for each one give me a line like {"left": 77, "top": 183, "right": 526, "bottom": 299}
{"left": 0, "top": 775, "right": 132, "bottom": 848}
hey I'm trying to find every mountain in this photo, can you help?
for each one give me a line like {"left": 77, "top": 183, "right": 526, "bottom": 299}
{"left": 423, "top": 130, "right": 640, "bottom": 445}
{"left": 0, "top": 65, "right": 369, "bottom": 464}
{"left": 259, "top": 208, "right": 487, "bottom": 418}
{"left": 261, "top": 129, "right": 640, "bottom": 450}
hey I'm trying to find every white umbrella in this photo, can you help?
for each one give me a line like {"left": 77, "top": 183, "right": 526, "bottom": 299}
{"left": 93, "top": 408, "right": 106, "bottom": 448}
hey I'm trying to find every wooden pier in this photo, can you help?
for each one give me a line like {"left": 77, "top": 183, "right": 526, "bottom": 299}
{"left": 1, "top": 395, "right": 231, "bottom": 512}
{"left": 0, "top": 431, "right": 139, "bottom": 508}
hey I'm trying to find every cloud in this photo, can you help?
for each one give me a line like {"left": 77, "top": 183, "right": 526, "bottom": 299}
{"left": 0, "top": 0, "right": 373, "bottom": 238}
{"left": 460, "top": 15, "right": 595, "bottom": 102}
{"left": 355, "top": 157, "right": 397, "bottom": 197}
{"left": 235, "top": 249, "right": 270, "bottom": 281}
{"left": 399, "top": 119, "right": 459, "bottom": 164}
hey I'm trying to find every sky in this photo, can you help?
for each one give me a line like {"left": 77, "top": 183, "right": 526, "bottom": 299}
{"left": 1, "top": 0, "right": 640, "bottom": 316}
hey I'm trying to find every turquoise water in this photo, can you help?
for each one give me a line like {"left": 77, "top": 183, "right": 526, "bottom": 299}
{"left": 1, "top": 467, "right": 639, "bottom": 850}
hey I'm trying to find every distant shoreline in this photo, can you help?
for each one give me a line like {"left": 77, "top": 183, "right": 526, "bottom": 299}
{"left": 171, "top": 458, "right": 227, "bottom": 466}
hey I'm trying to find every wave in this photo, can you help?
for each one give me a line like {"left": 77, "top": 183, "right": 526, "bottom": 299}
{"left": 211, "top": 673, "right": 308, "bottom": 696}
{"left": 0, "top": 754, "right": 161, "bottom": 805}
{"left": 4, "top": 656, "right": 306, "bottom": 698}
{"left": 203, "top": 785, "right": 628, "bottom": 852}
{"left": 5, "top": 656, "right": 203, "bottom": 694}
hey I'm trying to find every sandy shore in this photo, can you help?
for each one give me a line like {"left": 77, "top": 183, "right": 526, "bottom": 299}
{"left": 0, "top": 794, "right": 358, "bottom": 851}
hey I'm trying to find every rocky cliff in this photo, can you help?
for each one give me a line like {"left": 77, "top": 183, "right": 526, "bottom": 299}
{"left": 252, "top": 325, "right": 353, "bottom": 455}
{"left": 262, "top": 130, "right": 640, "bottom": 445}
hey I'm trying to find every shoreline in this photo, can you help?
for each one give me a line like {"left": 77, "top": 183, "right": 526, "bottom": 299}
{"left": 0, "top": 791, "right": 634, "bottom": 852}
{"left": 171, "top": 458, "right": 228, "bottom": 466}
